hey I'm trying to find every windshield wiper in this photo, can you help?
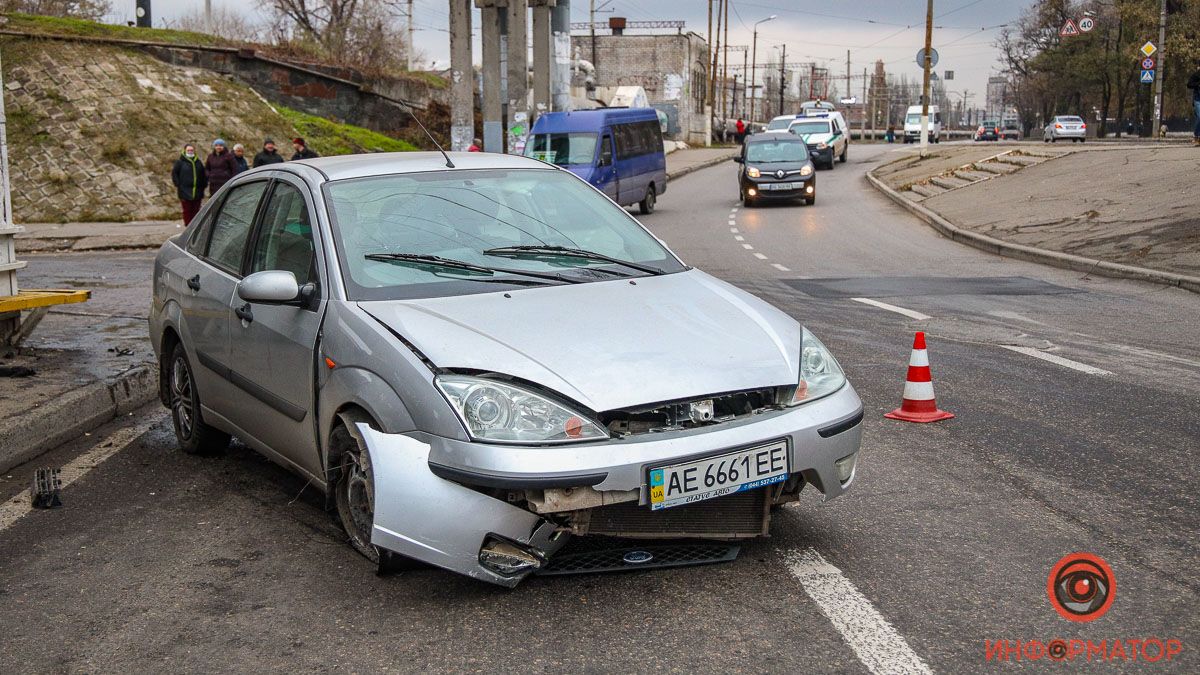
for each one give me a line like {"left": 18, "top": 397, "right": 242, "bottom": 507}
{"left": 482, "top": 245, "right": 665, "bottom": 276}
{"left": 363, "top": 252, "right": 578, "bottom": 284}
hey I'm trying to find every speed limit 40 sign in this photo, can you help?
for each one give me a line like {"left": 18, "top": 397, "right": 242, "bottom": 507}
{"left": 1079, "top": 16, "right": 1095, "bottom": 32}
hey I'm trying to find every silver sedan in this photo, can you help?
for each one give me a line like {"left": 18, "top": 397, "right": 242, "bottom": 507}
{"left": 149, "top": 151, "right": 863, "bottom": 586}
{"left": 1043, "top": 115, "right": 1088, "bottom": 142}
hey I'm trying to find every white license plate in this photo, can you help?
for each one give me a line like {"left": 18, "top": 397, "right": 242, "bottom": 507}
{"left": 649, "top": 441, "right": 789, "bottom": 510}
{"left": 763, "top": 182, "right": 797, "bottom": 191}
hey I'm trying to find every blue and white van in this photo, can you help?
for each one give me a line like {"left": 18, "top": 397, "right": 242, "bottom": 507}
{"left": 524, "top": 108, "right": 667, "bottom": 214}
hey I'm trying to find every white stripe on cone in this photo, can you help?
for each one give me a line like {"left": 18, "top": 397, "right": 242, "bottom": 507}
{"left": 902, "top": 380, "right": 936, "bottom": 401}
{"left": 908, "top": 349, "right": 929, "bottom": 367}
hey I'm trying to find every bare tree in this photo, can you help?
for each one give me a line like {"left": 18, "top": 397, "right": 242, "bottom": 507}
{"left": 0, "top": 0, "right": 110, "bottom": 20}
{"left": 169, "top": 6, "right": 267, "bottom": 43}
{"left": 261, "top": 0, "right": 413, "bottom": 74}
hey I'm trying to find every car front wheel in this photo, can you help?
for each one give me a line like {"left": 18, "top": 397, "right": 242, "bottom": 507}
{"left": 167, "top": 342, "right": 230, "bottom": 455}
{"left": 333, "top": 423, "right": 381, "bottom": 564}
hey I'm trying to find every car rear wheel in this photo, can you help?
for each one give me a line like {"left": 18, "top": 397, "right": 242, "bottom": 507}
{"left": 167, "top": 343, "right": 230, "bottom": 455}
{"left": 638, "top": 184, "right": 656, "bottom": 214}
{"left": 839, "top": 146, "right": 847, "bottom": 163}
{"left": 333, "top": 423, "right": 381, "bottom": 564}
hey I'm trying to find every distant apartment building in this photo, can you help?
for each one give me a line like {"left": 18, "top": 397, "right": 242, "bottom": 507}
{"left": 573, "top": 21, "right": 710, "bottom": 145}
{"left": 986, "top": 76, "right": 1009, "bottom": 118}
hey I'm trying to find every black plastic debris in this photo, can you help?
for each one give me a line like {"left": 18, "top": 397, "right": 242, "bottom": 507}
{"left": 31, "top": 468, "right": 63, "bottom": 509}
{"left": 0, "top": 365, "right": 36, "bottom": 378}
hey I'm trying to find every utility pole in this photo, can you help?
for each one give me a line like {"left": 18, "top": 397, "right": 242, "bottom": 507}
{"left": 449, "top": 0, "right": 474, "bottom": 151}
{"left": 709, "top": 0, "right": 723, "bottom": 120}
{"left": 531, "top": 0, "right": 554, "bottom": 120}
{"left": 507, "top": 0, "right": 528, "bottom": 153}
{"left": 589, "top": 0, "right": 597, "bottom": 69}
{"left": 706, "top": 0, "right": 713, "bottom": 144}
{"left": 749, "top": 15, "right": 775, "bottom": 124}
{"left": 721, "top": 0, "right": 729, "bottom": 122}
{"left": 846, "top": 50, "right": 851, "bottom": 103}
{"left": 478, "top": 0, "right": 504, "bottom": 153}
{"left": 1152, "top": 0, "right": 1166, "bottom": 137}
{"left": 919, "top": 0, "right": 934, "bottom": 156}
{"left": 205, "top": 0, "right": 212, "bottom": 32}
{"left": 742, "top": 48, "right": 748, "bottom": 117}
{"left": 778, "top": 44, "right": 786, "bottom": 115}
{"left": 406, "top": 0, "right": 414, "bottom": 70}
{"left": 861, "top": 67, "right": 867, "bottom": 138}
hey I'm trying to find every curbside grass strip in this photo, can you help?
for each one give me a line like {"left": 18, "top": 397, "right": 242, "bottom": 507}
{"left": 0, "top": 365, "right": 157, "bottom": 474}
{"left": 865, "top": 168, "right": 1200, "bottom": 295}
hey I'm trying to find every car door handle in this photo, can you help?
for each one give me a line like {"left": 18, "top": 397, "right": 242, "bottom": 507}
{"left": 234, "top": 303, "right": 254, "bottom": 323}
{"left": 186, "top": 275, "right": 201, "bottom": 291}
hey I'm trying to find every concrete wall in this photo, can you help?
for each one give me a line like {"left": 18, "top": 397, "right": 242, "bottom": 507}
{"left": 575, "top": 32, "right": 710, "bottom": 145}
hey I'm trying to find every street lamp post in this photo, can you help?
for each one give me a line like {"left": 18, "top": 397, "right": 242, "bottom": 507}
{"left": 749, "top": 15, "right": 776, "bottom": 124}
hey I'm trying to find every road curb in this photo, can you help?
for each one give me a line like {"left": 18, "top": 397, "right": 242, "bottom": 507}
{"left": 0, "top": 364, "right": 157, "bottom": 473}
{"left": 666, "top": 150, "right": 738, "bottom": 181}
{"left": 864, "top": 167, "right": 1200, "bottom": 295}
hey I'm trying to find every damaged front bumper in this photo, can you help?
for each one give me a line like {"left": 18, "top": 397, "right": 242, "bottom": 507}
{"left": 357, "top": 383, "right": 863, "bottom": 586}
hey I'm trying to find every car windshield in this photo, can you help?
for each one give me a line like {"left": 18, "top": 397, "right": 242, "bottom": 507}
{"left": 905, "top": 113, "right": 921, "bottom": 124}
{"left": 789, "top": 121, "right": 831, "bottom": 135}
{"left": 325, "top": 169, "right": 684, "bottom": 300}
{"left": 523, "top": 133, "right": 597, "bottom": 165}
{"left": 982, "top": 120, "right": 999, "bottom": 127}
{"left": 766, "top": 117, "right": 794, "bottom": 130}
{"left": 1058, "top": 117, "right": 1084, "bottom": 123}
{"left": 745, "top": 140, "right": 809, "bottom": 163}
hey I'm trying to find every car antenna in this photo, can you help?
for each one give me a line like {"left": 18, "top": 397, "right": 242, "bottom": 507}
{"left": 402, "top": 102, "right": 455, "bottom": 168}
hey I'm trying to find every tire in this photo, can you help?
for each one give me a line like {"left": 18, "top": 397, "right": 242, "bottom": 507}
{"left": 839, "top": 145, "right": 847, "bottom": 163}
{"left": 638, "top": 184, "right": 656, "bottom": 214}
{"left": 167, "top": 342, "right": 230, "bottom": 455}
{"left": 332, "top": 423, "right": 381, "bottom": 564}
{"left": 805, "top": 194, "right": 816, "bottom": 206}
{"left": 1080, "top": 138, "right": 1085, "bottom": 143}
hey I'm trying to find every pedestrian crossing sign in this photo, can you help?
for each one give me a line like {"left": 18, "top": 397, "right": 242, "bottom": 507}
{"left": 1140, "top": 69, "right": 1155, "bottom": 84}
{"left": 1059, "top": 19, "right": 1079, "bottom": 37}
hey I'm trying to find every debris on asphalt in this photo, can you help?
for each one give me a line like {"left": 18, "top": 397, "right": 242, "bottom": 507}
{"left": 31, "top": 468, "right": 63, "bottom": 509}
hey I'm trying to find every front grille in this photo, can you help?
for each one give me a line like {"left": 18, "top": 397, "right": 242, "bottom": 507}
{"left": 602, "top": 387, "right": 784, "bottom": 436}
{"left": 538, "top": 541, "right": 740, "bottom": 576}
{"left": 582, "top": 488, "right": 770, "bottom": 539}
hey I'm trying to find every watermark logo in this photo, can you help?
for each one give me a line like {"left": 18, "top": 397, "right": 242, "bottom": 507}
{"left": 1048, "top": 552, "right": 1115, "bottom": 622}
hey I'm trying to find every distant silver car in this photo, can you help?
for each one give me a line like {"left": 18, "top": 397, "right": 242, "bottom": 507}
{"left": 149, "top": 152, "right": 863, "bottom": 586}
{"left": 1044, "top": 115, "right": 1087, "bottom": 142}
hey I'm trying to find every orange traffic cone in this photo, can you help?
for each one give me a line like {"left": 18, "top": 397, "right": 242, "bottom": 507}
{"left": 885, "top": 331, "right": 954, "bottom": 423}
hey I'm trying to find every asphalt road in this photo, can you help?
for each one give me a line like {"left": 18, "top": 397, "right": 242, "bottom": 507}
{"left": 2, "top": 143, "right": 1198, "bottom": 672}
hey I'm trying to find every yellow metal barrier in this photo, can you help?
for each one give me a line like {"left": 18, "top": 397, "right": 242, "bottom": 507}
{"left": 0, "top": 288, "right": 91, "bottom": 313}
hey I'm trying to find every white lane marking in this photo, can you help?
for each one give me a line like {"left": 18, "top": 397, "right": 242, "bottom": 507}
{"left": 728, "top": 220, "right": 736, "bottom": 225}
{"left": 786, "top": 548, "right": 933, "bottom": 675}
{"left": 742, "top": 243, "right": 754, "bottom": 250}
{"left": 999, "top": 345, "right": 1113, "bottom": 376}
{"left": 731, "top": 208, "right": 739, "bottom": 213}
{"left": 0, "top": 416, "right": 162, "bottom": 532}
{"left": 850, "top": 298, "right": 931, "bottom": 321}
{"left": 772, "top": 263, "right": 791, "bottom": 272}
{"left": 734, "top": 235, "right": 745, "bottom": 241}
{"left": 730, "top": 227, "right": 739, "bottom": 233}
{"left": 754, "top": 253, "right": 769, "bottom": 260}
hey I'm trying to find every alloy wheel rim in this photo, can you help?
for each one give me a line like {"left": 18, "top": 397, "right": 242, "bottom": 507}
{"left": 344, "top": 455, "right": 374, "bottom": 547}
{"left": 170, "top": 356, "right": 194, "bottom": 438}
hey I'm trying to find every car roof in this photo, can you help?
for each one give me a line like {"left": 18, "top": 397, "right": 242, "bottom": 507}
{"left": 291, "top": 151, "right": 552, "bottom": 181}
{"left": 530, "top": 108, "right": 659, "bottom": 133}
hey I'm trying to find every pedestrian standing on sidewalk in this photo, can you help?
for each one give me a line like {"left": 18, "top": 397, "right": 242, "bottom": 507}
{"left": 204, "top": 139, "right": 238, "bottom": 197}
{"left": 291, "top": 137, "right": 319, "bottom": 160}
{"left": 468, "top": 138, "right": 482, "bottom": 152}
{"left": 735, "top": 118, "right": 746, "bottom": 145}
{"left": 232, "top": 143, "right": 249, "bottom": 174}
{"left": 253, "top": 138, "right": 284, "bottom": 167}
{"left": 1188, "top": 63, "right": 1200, "bottom": 146}
{"left": 171, "top": 143, "right": 206, "bottom": 226}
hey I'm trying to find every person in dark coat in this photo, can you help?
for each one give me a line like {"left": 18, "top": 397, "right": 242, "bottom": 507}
{"left": 1189, "top": 63, "right": 1200, "bottom": 146}
{"left": 291, "top": 137, "right": 319, "bottom": 160}
{"left": 253, "top": 138, "right": 285, "bottom": 167}
{"left": 204, "top": 138, "right": 239, "bottom": 196}
{"left": 232, "top": 143, "right": 249, "bottom": 174}
{"left": 171, "top": 143, "right": 206, "bottom": 226}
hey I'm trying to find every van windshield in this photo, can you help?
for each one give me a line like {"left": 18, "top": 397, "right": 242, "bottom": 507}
{"left": 524, "top": 133, "right": 598, "bottom": 165}
{"left": 790, "top": 121, "right": 831, "bottom": 136}
{"left": 745, "top": 140, "right": 809, "bottom": 163}
{"left": 766, "top": 117, "right": 794, "bottom": 130}
{"left": 325, "top": 169, "right": 683, "bottom": 300}
{"left": 905, "top": 113, "right": 921, "bottom": 124}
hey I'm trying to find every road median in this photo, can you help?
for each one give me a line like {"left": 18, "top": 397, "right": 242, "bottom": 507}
{"left": 865, "top": 146, "right": 1200, "bottom": 294}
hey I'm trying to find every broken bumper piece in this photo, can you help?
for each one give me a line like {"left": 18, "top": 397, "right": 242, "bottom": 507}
{"left": 357, "top": 424, "right": 568, "bottom": 588}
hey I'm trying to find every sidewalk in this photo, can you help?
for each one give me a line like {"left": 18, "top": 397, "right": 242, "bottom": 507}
{"left": 666, "top": 146, "right": 738, "bottom": 180}
{"left": 867, "top": 144, "right": 1200, "bottom": 292}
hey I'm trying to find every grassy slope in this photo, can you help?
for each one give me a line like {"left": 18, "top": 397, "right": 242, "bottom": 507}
{"left": 279, "top": 107, "right": 419, "bottom": 155}
{"left": 2, "top": 12, "right": 231, "bottom": 46}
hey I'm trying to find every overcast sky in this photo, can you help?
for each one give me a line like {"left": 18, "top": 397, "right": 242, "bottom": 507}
{"left": 119, "top": 0, "right": 1031, "bottom": 109}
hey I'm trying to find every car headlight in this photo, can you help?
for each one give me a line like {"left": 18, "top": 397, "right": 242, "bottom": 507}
{"left": 788, "top": 328, "right": 846, "bottom": 406}
{"left": 436, "top": 375, "right": 608, "bottom": 444}
{"left": 746, "top": 166, "right": 761, "bottom": 178}
{"left": 816, "top": 142, "right": 828, "bottom": 150}
{"left": 800, "top": 165, "right": 813, "bottom": 177}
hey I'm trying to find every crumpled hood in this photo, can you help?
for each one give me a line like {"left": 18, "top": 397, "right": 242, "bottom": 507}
{"left": 359, "top": 269, "right": 802, "bottom": 412}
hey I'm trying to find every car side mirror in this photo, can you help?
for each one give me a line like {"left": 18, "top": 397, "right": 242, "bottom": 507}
{"left": 237, "top": 270, "right": 303, "bottom": 304}
{"left": 733, "top": 156, "right": 743, "bottom": 163}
